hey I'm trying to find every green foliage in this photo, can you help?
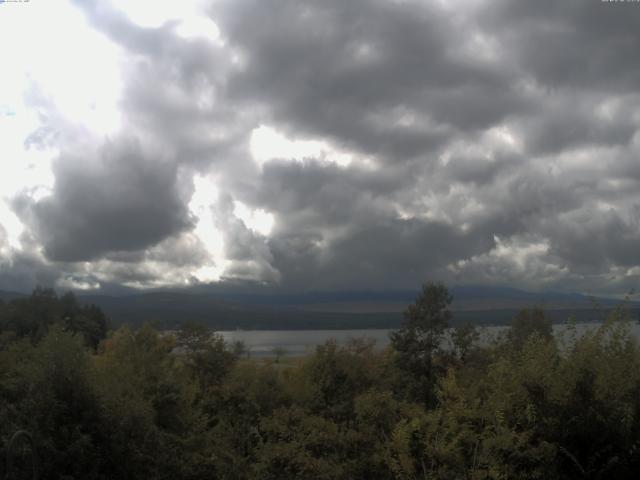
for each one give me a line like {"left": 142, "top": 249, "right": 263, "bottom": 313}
{"left": 198, "top": 361, "right": 289, "bottom": 479}
{"left": 295, "top": 338, "right": 381, "bottom": 424}
{"left": 507, "top": 307, "right": 553, "bottom": 350}
{"left": 254, "top": 406, "right": 346, "bottom": 479}
{"left": 450, "top": 322, "right": 480, "bottom": 362}
{"left": 177, "top": 321, "right": 238, "bottom": 391}
{"left": 0, "top": 287, "right": 108, "bottom": 348}
{"left": 3, "top": 283, "right": 640, "bottom": 479}
{"left": 0, "top": 326, "right": 107, "bottom": 479}
{"left": 390, "top": 282, "right": 452, "bottom": 404}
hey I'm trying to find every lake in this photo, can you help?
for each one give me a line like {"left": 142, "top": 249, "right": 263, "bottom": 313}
{"left": 216, "top": 322, "right": 640, "bottom": 357}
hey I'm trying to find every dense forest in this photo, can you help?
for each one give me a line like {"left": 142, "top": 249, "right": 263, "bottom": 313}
{"left": 1, "top": 284, "right": 640, "bottom": 479}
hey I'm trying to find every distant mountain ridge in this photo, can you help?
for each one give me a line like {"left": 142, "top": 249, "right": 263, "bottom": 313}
{"left": 123, "top": 285, "right": 626, "bottom": 306}
{"left": 0, "top": 290, "right": 27, "bottom": 302}
{"left": 1, "top": 286, "right": 637, "bottom": 330}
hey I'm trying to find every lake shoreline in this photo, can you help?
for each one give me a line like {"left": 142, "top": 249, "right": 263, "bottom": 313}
{"left": 214, "top": 321, "right": 640, "bottom": 357}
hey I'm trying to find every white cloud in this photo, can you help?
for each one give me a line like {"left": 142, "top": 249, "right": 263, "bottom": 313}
{"left": 110, "top": 0, "right": 208, "bottom": 28}
{"left": 175, "top": 16, "right": 222, "bottom": 43}
{"left": 0, "top": 1, "right": 123, "bottom": 136}
{"left": 250, "top": 125, "right": 356, "bottom": 167}
{"left": 188, "top": 174, "right": 228, "bottom": 282}
{"left": 56, "top": 275, "right": 101, "bottom": 291}
{"left": 233, "top": 200, "right": 274, "bottom": 237}
{"left": 0, "top": 0, "right": 126, "bottom": 254}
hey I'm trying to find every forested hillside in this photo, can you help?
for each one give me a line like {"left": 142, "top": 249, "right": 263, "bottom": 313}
{"left": 1, "top": 284, "right": 640, "bottom": 479}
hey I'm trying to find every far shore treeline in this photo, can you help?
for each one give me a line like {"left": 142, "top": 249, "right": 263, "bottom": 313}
{"left": 3, "top": 286, "right": 637, "bottom": 331}
{"left": 2, "top": 283, "right": 640, "bottom": 478}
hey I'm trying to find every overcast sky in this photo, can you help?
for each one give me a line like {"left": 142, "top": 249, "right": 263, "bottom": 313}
{"left": 1, "top": 0, "right": 639, "bottom": 295}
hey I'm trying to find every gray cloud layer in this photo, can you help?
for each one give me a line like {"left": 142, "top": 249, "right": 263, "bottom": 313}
{"left": 3, "top": 0, "right": 640, "bottom": 295}
{"left": 15, "top": 137, "right": 193, "bottom": 262}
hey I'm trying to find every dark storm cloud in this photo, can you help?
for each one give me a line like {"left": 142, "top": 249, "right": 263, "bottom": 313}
{"left": 214, "top": 194, "right": 280, "bottom": 282}
{"left": 269, "top": 215, "right": 496, "bottom": 291}
{"left": 3, "top": 0, "right": 640, "bottom": 294}
{"left": 236, "top": 158, "right": 497, "bottom": 290}
{"left": 541, "top": 206, "right": 640, "bottom": 273}
{"left": 213, "top": 0, "right": 527, "bottom": 162}
{"left": 73, "top": 0, "right": 251, "bottom": 171}
{"left": 0, "top": 227, "right": 61, "bottom": 293}
{"left": 14, "top": 137, "right": 193, "bottom": 262}
{"left": 480, "top": 0, "right": 640, "bottom": 92}
{"left": 203, "top": 0, "right": 640, "bottom": 291}
{"left": 0, "top": 253, "right": 60, "bottom": 293}
{"left": 516, "top": 92, "right": 640, "bottom": 156}
{"left": 253, "top": 160, "right": 405, "bottom": 228}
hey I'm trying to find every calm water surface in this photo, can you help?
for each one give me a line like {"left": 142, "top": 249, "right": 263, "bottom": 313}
{"left": 217, "top": 323, "right": 640, "bottom": 357}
